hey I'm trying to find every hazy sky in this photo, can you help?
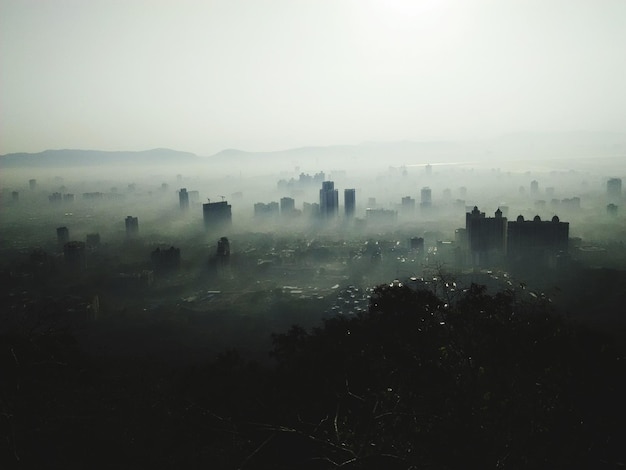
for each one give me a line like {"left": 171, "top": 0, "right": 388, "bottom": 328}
{"left": 1, "top": 0, "right": 625, "bottom": 155}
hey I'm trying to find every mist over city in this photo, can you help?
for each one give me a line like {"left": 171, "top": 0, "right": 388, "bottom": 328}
{"left": 1, "top": 1, "right": 626, "bottom": 468}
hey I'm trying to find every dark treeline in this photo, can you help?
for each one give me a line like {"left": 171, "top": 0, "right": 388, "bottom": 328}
{"left": 2, "top": 281, "right": 625, "bottom": 469}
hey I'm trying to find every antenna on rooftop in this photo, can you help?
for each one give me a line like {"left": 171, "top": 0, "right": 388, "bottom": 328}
{"left": 219, "top": 195, "right": 225, "bottom": 201}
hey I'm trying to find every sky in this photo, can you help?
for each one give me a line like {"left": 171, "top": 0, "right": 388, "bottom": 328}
{"left": 1, "top": 0, "right": 625, "bottom": 156}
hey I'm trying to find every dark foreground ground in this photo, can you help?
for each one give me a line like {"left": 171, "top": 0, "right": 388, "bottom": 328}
{"left": 2, "top": 277, "right": 626, "bottom": 469}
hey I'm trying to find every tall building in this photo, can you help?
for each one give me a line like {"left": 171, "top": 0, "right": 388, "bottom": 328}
{"left": 420, "top": 187, "right": 432, "bottom": 209}
{"left": 57, "top": 226, "right": 69, "bottom": 246}
{"left": 151, "top": 246, "right": 181, "bottom": 271}
{"left": 607, "top": 203, "right": 618, "bottom": 217}
{"left": 409, "top": 236, "right": 424, "bottom": 253}
{"left": 179, "top": 188, "right": 189, "bottom": 210}
{"left": 63, "top": 241, "right": 86, "bottom": 272}
{"left": 607, "top": 178, "right": 622, "bottom": 203}
{"left": 303, "top": 202, "right": 320, "bottom": 217}
{"left": 49, "top": 192, "right": 63, "bottom": 203}
{"left": 561, "top": 197, "right": 581, "bottom": 211}
{"left": 254, "top": 202, "right": 279, "bottom": 217}
{"left": 507, "top": 215, "right": 569, "bottom": 266}
{"left": 29, "top": 179, "right": 37, "bottom": 190}
{"left": 86, "top": 233, "right": 101, "bottom": 247}
{"left": 188, "top": 190, "right": 200, "bottom": 203}
{"left": 344, "top": 189, "right": 356, "bottom": 218}
{"left": 530, "top": 180, "right": 539, "bottom": 196}
{"left": 280, "top": 197, "right": 295, "bottom": 215}
{"left": 465, "top": 206, "right": 507, "bottom": 266}
{"left": 203, "top": 200, "right": 232, "bottom": 230}
{"left": 217, "top": 236, "right": 230, "bottom": 266}
{"left": 366, "top": 208, "right": 397, "bottom": 225}
{"left": 125, "top": 216, "right": 139, "bottom": 238}
{"left": 319, "top": 181, "right": 339, "bottom": 218}
{"left": 401, "top": 196, "right": 415, "bottom": 213}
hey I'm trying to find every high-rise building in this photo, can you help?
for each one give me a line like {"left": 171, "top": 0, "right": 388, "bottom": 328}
{"left": 217, "top": 236, "right": 230, "bottom": 266}
{"left": 188, "top": 190, "right": 200, "bottom": 203}
{"left": 11, "top": 191, "right": 19, "bottom": 202}
{"left": 57, "top": 226, "right": 69, "bottom": 246}
{"left": 607, "top": 203, "right": 618, "bottom": 217}
{"left": 561, "top": 197, "right": 581, "bottom": 211}
{"left": 86, "top": 233, "right": 101, "bottom": 247}
{"left": 203, "top": 200, "right": 232, "bottom": 230}
{"left": 366, "top": 208, "right": 397, "bottom": 225}
{"left": 344, "top": 189, "right": 356, "bottom": 218}
{"left": 409, "top": 236, "right": 424, "bottom": 253}
{"left": 49, "top": 192, "right": 63, "bottom": 203}
{"left": 29, "top": 179, "right": 37, "bottom": 190}
{"left": 303, "top": 202, "right": 320, "bottom": 217}
{"left": 179, "top": 188, "right": 189, "bottom": 210}
{"left": 63, "top": 241, "right": 86, "bottom": 272}
{"left": 530, "top": 180, "right": 539, "bottom": 196}
{"left": 319, "top": 181, "right": 339, "bottom": 218}
{"left": 254, "top": 202, "right": 279, "bottom": 217}
{"left": 507, "top": 214, "right": 569, "bottom": 265}
{"left": 151, "top": 246, "right": 181, "bottom": 271}
{"left": 420, "top": 187, "right": 432, "bottom": 209}
{"left": 125, "top": 216, "right": 139, "bottom": 237}
{"left": 465, "top": 206, "right": 507, "bottom": 266}
{"left": 280, "top": 197, "right": 295, "bottom": 215}
{"left": 401, "top": 196, "right": 415, "bottom": 213}
{"left": 607, "top": 178, "right": 622, "bottom": 203}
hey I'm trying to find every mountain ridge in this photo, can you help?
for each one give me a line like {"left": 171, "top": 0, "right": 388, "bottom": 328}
{"left": 0, "top": 148, "right": 198, "bottom": 168}
{"left": 2, "top": 132, "right": 625, "bottom": 168}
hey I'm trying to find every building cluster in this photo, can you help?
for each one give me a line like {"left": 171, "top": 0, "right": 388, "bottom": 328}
{"left": 277, "top": 172, "right": 326, "bottom": 190}
{"left": 252, "top": 180, "right": 356, "bottom": 222}
{"left": 459, "top": 206, "right": 570, "bottom": 268}
{"left": 151, "top": 246, "right": 181, "bottom": 271}
{"left": 27, "top": 172, "right": 623, "bottom": 284}
{"left": 49, "top": 192, "right": 75, "bottom": 203}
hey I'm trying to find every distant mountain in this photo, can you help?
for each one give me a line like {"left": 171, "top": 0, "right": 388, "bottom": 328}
{"left": 207, "top": 141, "right": 473, "bottom": 169}
{"left": 0, "top": 148, "right": 198, "bottom": 168}
{"left": 3, "top": 132, "right": 624, "bottom": 170}
{"left": 206, "top": 133, "right": 626, "bottom": 170}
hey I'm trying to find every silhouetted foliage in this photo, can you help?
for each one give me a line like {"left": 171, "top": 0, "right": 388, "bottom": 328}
{"left": 1, "top": 282, "right": 625, "bottom": 468}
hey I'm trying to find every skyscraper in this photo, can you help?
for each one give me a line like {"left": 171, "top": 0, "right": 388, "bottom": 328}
{"left": 401, "top": 196, "right": 415, "bottom": 214}
{"left": 607, "top": 178, "right": 622, "bottom": 203}
{"left": 420, "top": 187, "right": 432, "bottom": 209}
{"left": 179, "top": 188, "right": 189, "bottom": 210}
{"left": 63, "top": 241, "right": 86, "bottom": 272}
{"left": 280, "top": 197, "right": 295, "bottom": 215}
{"left": 507, "top": 214, "right": 569, "bottom": 265}
{"left": 344, "top": 189, "right": 356, "bottom": 218}
{"left": 320, "top": 181, "right": 339, "bottom": 218}
{"left": 57, "top": 226, "right": 69, "bottom": 246}
{"left": 465, "top": 206, "right": 507, "bottom": 266}
{"left": 530, "top": 180, "right": 539, "bottom": 196}
{"left": 125, "top": 216, "right": 139, "bottom": 237}
{"left": 203, "top": 200, "right": 232, "bottom": 230}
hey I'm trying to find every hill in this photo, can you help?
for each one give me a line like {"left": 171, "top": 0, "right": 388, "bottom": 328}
{"left": 0, "top": 148, "right": 198, "bottom": 168}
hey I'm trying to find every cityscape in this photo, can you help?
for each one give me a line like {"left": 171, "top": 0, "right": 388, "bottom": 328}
{"left": 2, "top": 145, "right": 626, "bottom": 467}
{"left": 2, "top": 0, "right": 626, "bottom": 468}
